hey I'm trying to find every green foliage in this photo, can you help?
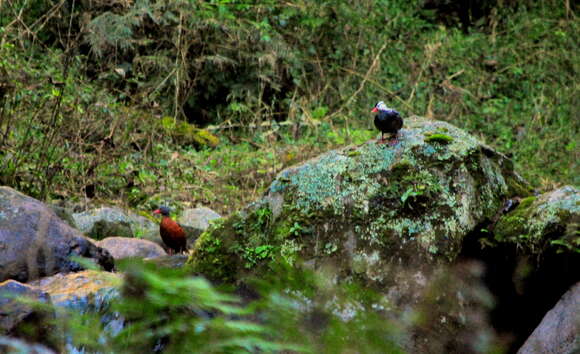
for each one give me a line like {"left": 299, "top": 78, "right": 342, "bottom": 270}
{"left": 56, "top": 261, "right": 403, "bottom": 353}
{"left": 0, "top": 0, "right": 577, "bottom": 208}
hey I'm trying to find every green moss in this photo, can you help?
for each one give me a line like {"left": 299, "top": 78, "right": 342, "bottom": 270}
{"left": 424, "top": 133, "right": 454, "bottom": 144}
{"left": 494, "top": 186, "right": 579, "bottom": 254}
{"left": 159, "top": 116, "right": 219, "bottom": 148}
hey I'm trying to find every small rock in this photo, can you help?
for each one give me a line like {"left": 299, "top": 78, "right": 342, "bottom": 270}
{"left": 517, "top": 282, "right": 580, "bottom": 354}
{"left": 179, "top": 207, "right": 221, "bottom": 232}
{"left": 0, "top": 186, "right": 114, "bottom": 282}
{"left": 178, "top": 207, "right": 222, "bottom": 243}
{"left": 96, "top": 237, "right": 167, "bottom": 260}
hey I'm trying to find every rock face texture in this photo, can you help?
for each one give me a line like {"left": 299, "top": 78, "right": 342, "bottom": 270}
{"left": 72, "top": 206, "right": 158, "bottom": 241}
{"left": 0, "top": 187, "right": 114, "bottom": 282}
{"left": 33, "top": 270, "right": 121, "bottom": 312}
{"left": 518, "top": 282, "right": 580, "bottom": 354}
{"left": 494, "top": 185, "right": 579, "bottom": 253}
{"left": 32, "top": 270, "right": 123, "bottom": 353}
{"left": 96, "top": 237, "right": 167, "bottom": 260}
{"left": 188, "top": 117, "right": 528, "bottom": 284}
{"left": 179, "top": 207, "right": 221, "bottom": 233}
{"left": 185, "top": 118, "right": 532, "bottom": 352}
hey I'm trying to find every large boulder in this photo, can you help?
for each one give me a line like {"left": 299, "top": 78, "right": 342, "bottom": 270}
{"left": 0, "top": 187, "right": 114, "bottom": 282}
{"left": 188, "top": 117, "right": 528, "bottom": 284}
{"left": 96, "top": 237, "right": 167, "bottom": 260}
{"left": 494, "top": 186, "right": 579, "bottom": 253}
{"left": 72, "top": 206, "right": 158, "bottom": 241}
{"left": 187, "top": 117, "right": 530, "bottom": 352}
{"left": 517, "top": 282, "right": 580, "bottom": 354}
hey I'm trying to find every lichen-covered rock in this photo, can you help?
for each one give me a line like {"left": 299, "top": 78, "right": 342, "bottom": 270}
{"left": 188, "top": 117, "right": 529, "bottom": 284}
{"left": 0, "top": 187, "right": 115, "bottom": 282}
{"left": 32, "top": 270, "right": 121, "bottom": 313}
{"left": 517, "top": 282, "right": 580, "bottom": 354}
{"left": 494, "top": 186, "right": 579, "bottom": 254}
{"left": 31, "top": 270, "right": 124, "bottom": 353}
{"left": 96, "top": 237, "right": 167, "bottom": 260}
{"left": 144, "top": 255, "right": 189, "bottom": 269}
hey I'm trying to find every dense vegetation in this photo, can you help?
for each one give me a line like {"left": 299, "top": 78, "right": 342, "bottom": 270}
{"left": 0, "top": 0, "right": 577, "bottom": 214}
{"left": 0, "top": 1, "right": 577, "bottom": 351}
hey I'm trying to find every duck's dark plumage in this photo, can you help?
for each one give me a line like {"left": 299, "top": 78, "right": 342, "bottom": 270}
{"left": 372, "top": 101, "right": 403, "bottom": 144}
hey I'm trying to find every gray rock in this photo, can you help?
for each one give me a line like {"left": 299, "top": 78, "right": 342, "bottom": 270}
{"left": 72, "top": 206, "right": 158, "bottom": 241}
{"left": 518, "top": 282, "right": 580, "bottom": 354}
{"left": 177, "top": 207, "right": 221, "bottom": 246}
{"left": 32, "top": 270, "right": 124, "bottom": 353}
{"left": 0, "top": 187, "right": 114, "bottom": 282}
{"left": 179, "top": 207, "right": 222, "bottom": 232}
{"left": 96, "top": 237, "right": 167, "bottom": 260}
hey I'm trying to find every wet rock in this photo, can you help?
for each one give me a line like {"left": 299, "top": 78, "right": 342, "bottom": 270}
{"left": 72, "top": 206, "right": 158, "bottom": 241}
{"left": 517, "top": 282, "right": 580, "bottom": 354}
{"left": 96, "top": 237, "right": 167, "bottom": 260}
{"left": 0, "top": 280, "right": 58, "bottom": 350}
{"left": 0, "top": 187, "right": 115, "bottom": 282}
{"left": 179, "top": 207, "right": 221, "bottom": 233}
{"left": 144, "top": 255, "right": 189, "bottom": 269}
{"left": 0, "top": 336, "right": 56, "bottom": 354}
{"left": 494, "top": 186, "right": 579, "bottom": 254}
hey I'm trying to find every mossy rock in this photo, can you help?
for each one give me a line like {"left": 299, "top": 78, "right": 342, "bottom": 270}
{"left": 160, "top": 117, "right": 219, "bottom": 148}
{"left": 188, "top": 117, "right": 530, "bottom": 287}
{"left": 494, "top": 186, "right": 580, "bottom": 254}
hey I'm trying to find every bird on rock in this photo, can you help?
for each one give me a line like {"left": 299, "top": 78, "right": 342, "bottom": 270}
{"left": 153, "top": 206, "right": 187, "bottom": 255}
{"left": 372, "top": 101, "right": 403, "bottom": 145}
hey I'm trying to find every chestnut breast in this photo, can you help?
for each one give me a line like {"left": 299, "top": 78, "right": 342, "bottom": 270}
{"left": 160, "top": 216, "right": 187, "bottom": 252}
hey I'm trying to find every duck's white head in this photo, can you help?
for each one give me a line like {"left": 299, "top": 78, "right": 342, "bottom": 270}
{"left": 371, "top": 101, "right": 388, "bottom": 113}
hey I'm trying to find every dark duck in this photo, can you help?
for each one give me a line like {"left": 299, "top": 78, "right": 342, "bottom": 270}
{"left": 372, "top": 101, "right": 403, "bottom": 145}
{"left": 153, "top": 206, "right": 187, "bottom": 254}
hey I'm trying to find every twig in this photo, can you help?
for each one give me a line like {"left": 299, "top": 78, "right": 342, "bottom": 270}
{"left": 329, "top": 42, "right": 388, "bottom": 119}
